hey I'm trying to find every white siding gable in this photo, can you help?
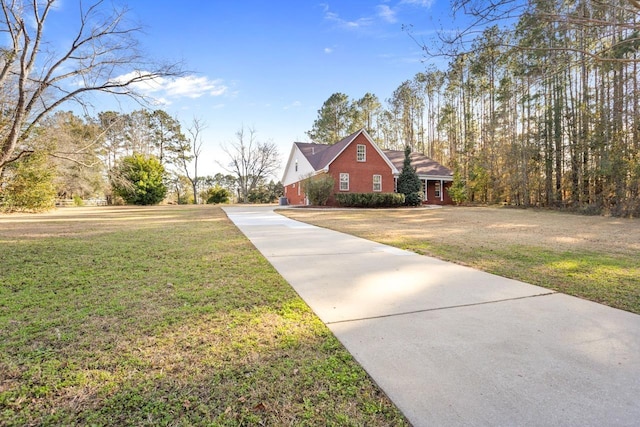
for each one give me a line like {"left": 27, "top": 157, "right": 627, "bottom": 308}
{"left": 281, "top": 144, "right": 317, "bottom": 186}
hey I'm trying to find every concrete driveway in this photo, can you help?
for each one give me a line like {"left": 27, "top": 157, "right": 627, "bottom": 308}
{"left": 223, "top": 206, "right": 640, "bottom": 427}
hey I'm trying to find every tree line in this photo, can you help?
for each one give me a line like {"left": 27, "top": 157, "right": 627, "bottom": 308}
{"left": 308, "top": 0, "right": 640, "bottom": 217}
{"left": 0, "top": 109, "right": 282, "bottom": 210}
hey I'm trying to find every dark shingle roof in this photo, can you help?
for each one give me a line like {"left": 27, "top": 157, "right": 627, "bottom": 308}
{"left": 382, "top": 150, "right": 453, "bottom": 177}
{"left": 294, "top": 142, "right": 329, "bottom": 169}
{"left": 294, "top": 130, "right": 361, "bottom": 170}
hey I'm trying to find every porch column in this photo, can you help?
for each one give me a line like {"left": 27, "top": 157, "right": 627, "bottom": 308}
{"left": 422, "top": 179, "right": 427, "bottom": 202}
{"left": 440, "top": 179, "right": 444, "bottom": 202}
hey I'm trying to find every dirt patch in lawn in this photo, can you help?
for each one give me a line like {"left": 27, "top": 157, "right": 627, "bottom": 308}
{"left": 279, "top": 206, "right": 640, "bottom": 257}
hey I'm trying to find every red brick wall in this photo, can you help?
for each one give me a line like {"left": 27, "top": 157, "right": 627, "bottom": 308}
{"left": 283, "top": 182, "right": 306, "bottom": 205}
{"left": 326, "top": 133, "right": 395, "bottom": 205}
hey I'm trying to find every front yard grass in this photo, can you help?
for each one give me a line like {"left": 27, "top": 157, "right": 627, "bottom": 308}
{"left": 0, "top": 205, "right": 408, "bottom": 426}
{"left": 279, "top": 206, "right": 640, "bottom": 315}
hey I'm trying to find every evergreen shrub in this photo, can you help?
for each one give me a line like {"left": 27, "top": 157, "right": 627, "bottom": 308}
{"left": 396, "top": 146, "right": 423, "bottom": 207}
{"left": 110, "top": 154, "right": 167, "bottom": 205}
{"left": 0, "top": 153, "right": 56, "bottom": 212}
{"left": 335, "top": 192, "right": 404, "bottom": 208}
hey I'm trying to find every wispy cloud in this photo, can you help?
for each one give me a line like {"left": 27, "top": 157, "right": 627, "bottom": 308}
{"left": 321, "top": 2, "right": 423, "bottom": 33}
{"left": 322, "top": 4, "right": 374, "bottom": 30}
{"left": 376, "top": 5, "right": 397, "bottom": 23}
{"left": 399, "top": 0, "right": 434, "bottom": 8}
{"left": 325, "top": 11, "right": 373, "bottom": 29}
{"left": 324, "top": 47, "right": 333, "bottom": 54}
{"left": 110, "top": 72, "right": 228, "bottom": 102}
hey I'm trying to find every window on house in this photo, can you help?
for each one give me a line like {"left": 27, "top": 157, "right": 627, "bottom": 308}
{"left": 340, "top": 173, "right": 349, "bottom": 191}
{"left": 295, "top": 160, "right": 298, "bottom": 171}
{"left": 373, "top": 174, "right": 382, "bottom": 192}
{"left": 357, "top": 144, "right": 366, "bottom": 162}
{"left": 435, "top": 182, "right": 441, "bottom": 198}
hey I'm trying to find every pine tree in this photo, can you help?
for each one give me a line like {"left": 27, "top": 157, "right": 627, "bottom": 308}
{"left": 306, "top": 93, "right": 353, "bottom": 144}
{"left": 396, "top": 146, "right": 422, "bottom": 206}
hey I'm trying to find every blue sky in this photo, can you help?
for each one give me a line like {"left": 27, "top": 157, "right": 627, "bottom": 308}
{"left": 54, "top": 1, "right": 453, "bottom": 177}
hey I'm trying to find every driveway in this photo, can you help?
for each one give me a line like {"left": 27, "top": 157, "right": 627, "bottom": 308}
{"left": 223, "top": 206, "right": 640, "bottom": 426}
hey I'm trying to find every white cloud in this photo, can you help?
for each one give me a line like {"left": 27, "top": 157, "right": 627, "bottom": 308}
{"left": 165, "top": 75, "right": 227, "bottom": 98}
{"left": 400, "top": 0, "right": 434, "bottom": 7}
{"left": 321, "top": 3, "right": 406, "bottom": 33}
{"left": 323, "top": 7, "right": 373, "bottom": 30}
{"left": 153, "top": 97, "right": 171, "bottom": 106}
{"left": 376, "top": 5, "right": 397, "bottom": 23}
{"left": 324, "top": 47, "right": 333, "bottom": 54}
{"left": 109, "top": 71, "right": 228, "bottom": 101}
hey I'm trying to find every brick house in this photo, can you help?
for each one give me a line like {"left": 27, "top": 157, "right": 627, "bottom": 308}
{"left": 282, "top": 129, "right": 454, "bottom": 206}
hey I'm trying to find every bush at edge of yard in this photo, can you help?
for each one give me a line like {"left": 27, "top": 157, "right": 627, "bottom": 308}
{"left": 0, "top": 153, "right": 56, "bottom": 212}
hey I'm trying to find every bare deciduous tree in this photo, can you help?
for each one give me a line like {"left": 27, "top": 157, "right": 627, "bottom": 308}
{"left": 219, "top": 126, "right": 280, "bottom": 203}
{"left": 179, "top": 117, "right": 205, "bottom": 204}
{"left": 0, "top": 0, "right": 182, "bottom": 175}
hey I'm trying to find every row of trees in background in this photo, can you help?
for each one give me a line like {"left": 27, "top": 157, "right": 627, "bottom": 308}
{"left": 308, "top": 0, "right": 640, "bottom": 216}
{"left": 0, "top": 108, "right": 283, "bottom": 210}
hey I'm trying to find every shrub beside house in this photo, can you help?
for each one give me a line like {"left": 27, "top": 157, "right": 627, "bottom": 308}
{"left": 281, "top": 129, "right": 454, "bottom": 206}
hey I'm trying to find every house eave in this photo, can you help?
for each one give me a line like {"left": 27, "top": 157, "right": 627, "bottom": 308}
{"left": 393, "top": 173, "right": 454, "bottom": 181}
{"left": 423, "top": 175, "right": 454, "bottom": 181}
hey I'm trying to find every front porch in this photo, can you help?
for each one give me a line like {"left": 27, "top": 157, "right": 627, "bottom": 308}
{"left": 420, "top": 178, "right": 452, "bottom": 205}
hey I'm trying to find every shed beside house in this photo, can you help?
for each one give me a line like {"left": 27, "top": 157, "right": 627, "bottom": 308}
{"left": 282, "top": 129, "right": 454, "bottom": 205}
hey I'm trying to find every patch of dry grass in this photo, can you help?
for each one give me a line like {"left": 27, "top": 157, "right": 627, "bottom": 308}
{"left": 279, "top": 206, "right": 640, "bottom": 314}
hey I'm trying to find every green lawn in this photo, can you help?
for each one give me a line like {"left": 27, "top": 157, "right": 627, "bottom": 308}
{"left": 0, "top": 205, "right": 407, "bottom": 426}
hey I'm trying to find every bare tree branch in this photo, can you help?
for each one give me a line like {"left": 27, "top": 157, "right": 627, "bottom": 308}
{"left": 48, "top": 152, "right": 101, "bottom": 168}
{"left": 0, "top": 0, "right": 183, "bottom": 174}
{"left": 413, "top": 0, "right": 640, "bottom": 63}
